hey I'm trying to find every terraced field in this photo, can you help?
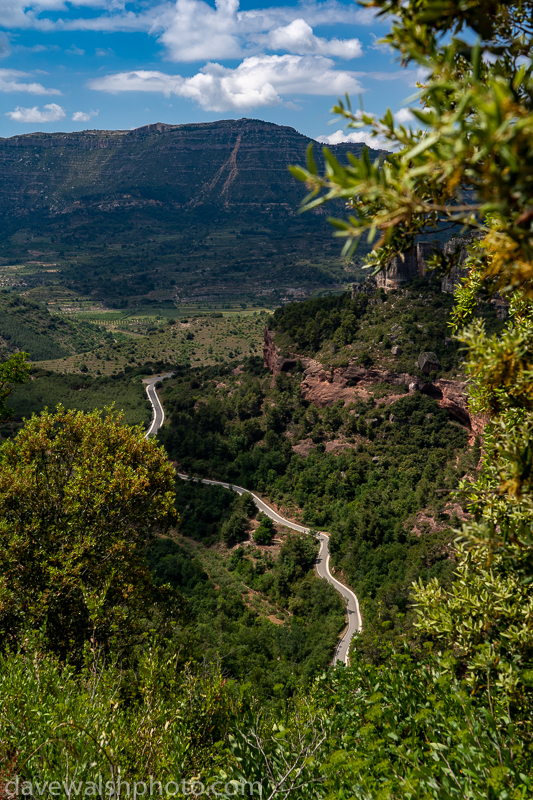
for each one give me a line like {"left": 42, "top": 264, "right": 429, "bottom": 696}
{"left": 34, "top": 313, "right": 266, "bottom": 376}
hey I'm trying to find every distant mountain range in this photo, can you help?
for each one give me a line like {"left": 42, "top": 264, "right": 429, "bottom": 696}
{"left": 0, "top": 119, "right": 383, "bottom": 307}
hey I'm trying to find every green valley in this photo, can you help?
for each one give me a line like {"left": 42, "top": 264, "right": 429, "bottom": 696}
{"left": 0, "top": 120, "right": 381, "bottom": 310}
{"left": 1, "top": 0, "right": 533, "bottom": 795}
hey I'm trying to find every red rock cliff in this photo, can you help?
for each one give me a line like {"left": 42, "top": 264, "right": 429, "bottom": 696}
{"left": 263, "top": 327, "right": 487, "bottom": 433}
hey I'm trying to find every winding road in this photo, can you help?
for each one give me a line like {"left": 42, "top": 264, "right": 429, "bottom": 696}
{"left": 143, "top": 373, "right": 174, "bottom": 437}
{"left": 144, "top": 373, "right": 362, "bottom": 665}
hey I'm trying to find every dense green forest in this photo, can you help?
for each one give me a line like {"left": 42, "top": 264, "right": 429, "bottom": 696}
{"left": 270, "top": 275, "right": 503, "bottom": 378}
{"left": 148, "top": 484, "right": 345, "bottom": 696}
{"left": 0, "top": 367, "right": 152, "bottom": 438}
{"left": 157, "top": 330, "right": 472, "bottom": 658}
{"left": 1, "top": 1, "right": 533, "bottom": 795}
{"left": 0, "top": 291, "right": 108, "bottom": 361}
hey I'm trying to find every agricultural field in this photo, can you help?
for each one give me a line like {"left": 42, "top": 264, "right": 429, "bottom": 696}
{"left": 0, "top": 291, "right": 108, "bottom": 361}
{"left": 33, "top": 313, "right": 266, "bottom": 376}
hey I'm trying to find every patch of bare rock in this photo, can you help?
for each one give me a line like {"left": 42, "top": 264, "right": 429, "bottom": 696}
{"left": 263, "top": 327, "right": 486, "bottom": 434}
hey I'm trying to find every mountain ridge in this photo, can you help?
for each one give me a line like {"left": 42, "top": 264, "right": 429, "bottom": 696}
{"left": 0, "top": 117, "right": 382, "bottom": 305}
{"left": 0, "top": 117, "right": 380, "bottom": 218}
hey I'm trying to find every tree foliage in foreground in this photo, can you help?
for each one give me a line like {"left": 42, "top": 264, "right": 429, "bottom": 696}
{"left": 3, "top": 1, "right": 533, "bottom": 794}
{"left": 0, "top": 406, "right": 178, "bottom": 660}
{"left": 0, "top": 351, "right": 30, "bottom": 420}
{"left": 288, "top": 0, "right": 533, "bottom": 793}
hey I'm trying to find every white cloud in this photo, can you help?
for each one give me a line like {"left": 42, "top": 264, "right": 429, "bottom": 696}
{"left": 15, "top": 43, "right": 61, "bottom": 52}
{"left": 0, "top": 0, "right": 374, "bottom": 66}
{"left": 0, "top": 68, "right": 61, "bottom": 94}
{"left": 158, "top": 0, "right": 367, "bottom": 62}
{"left": 0, "top": 32, "right": 10, "bottom": 58}
{"left": 265, "top": 19, "right": 362, "bottom": 58}
{"left": 394, "top": 107, "right": 414, "bottom": 125}
{"left": 89, "top": 54, "right": 363, "bottom": 111}
{"left": 317, "top": 108, "right": 419, "bottom": 149}
{"left": 5, "top": 102, "right": 66, "bottom": 122}
{"left": 66, "top": 44, "right": 85, "bottom": 55}
{"left": 72, "top": 108, "right": 98, "bottom": 121}
{"left": 368, "top": 32, "right": 392, "bottom": 54}
{"left": 5, "top": 0, "right": 379, "bottom": 34}
{"left": 316, "top": 128, "right": 391, "bottom": 150}
{"left": 367, "top": 66, "right": 430, "bottom": 87}
{"left": 159, "top": 0, "right": 242, "bottom": 62}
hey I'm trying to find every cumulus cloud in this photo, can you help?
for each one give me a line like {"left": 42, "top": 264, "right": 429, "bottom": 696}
{"left": 72, "top": 109, "right": 98, "bottom": 121}
{"left": 158, "top": 0, "right": 366, "bottom": 62}
{"left": 317, "top": 108, "right": 418, "bottom": 149}
{"left": 159, "top": 0, "right": 242, "bottom": 62}
{"left": 0, "top": 68, "right": 61, "bottom": 94}
{"left": 89, "top": 54, "right": 363, "bottom": 111}
{"left": 0, "top": 0, "right": 378, "bottom": 44}
{"left": 66, "top": 44, "right": 85, "bottom": 55}
{"left": 5, "top": 102, "right": 66, "bottom": 122}
{"left": 0, "top": 0, "right": 371, "bottom": 67}
{"left": 394, "top": 107, "right": 414, "bottom": 125}
{"left": 316, "top": 128, "right": 392, "bottom": 150}
{"left": 265, "top": 19, "right": 362, "bottom": 58}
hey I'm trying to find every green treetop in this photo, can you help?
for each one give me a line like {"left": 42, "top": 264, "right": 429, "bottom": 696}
{"left": 0, "top": 406, "right": 178, "bottom": 660}
{"left": 290, "top": 0, "right": 533, "bottom": 762}
{"left": 0, "top": 352, "right": 30, "bottom": 421}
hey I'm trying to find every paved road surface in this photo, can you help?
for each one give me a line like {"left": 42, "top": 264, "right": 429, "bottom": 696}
{"left": 143, "top": 373, "right": 174, "bottom": 437}
{"left": 315, "top": 532, "right": 362, "bottom": 664}
{"left": 143, "top": 375, "right": 362, "bottom": 664}
{"left": 177, "top": 474, "right": 362, "bottom": 665}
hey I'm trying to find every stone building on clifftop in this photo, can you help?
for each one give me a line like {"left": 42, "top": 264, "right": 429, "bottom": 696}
{"left": 375, "top": 241, "right": 440, "bottom": 290}
{"left": 372, "top": 234, "right": 478, "bottom": 293}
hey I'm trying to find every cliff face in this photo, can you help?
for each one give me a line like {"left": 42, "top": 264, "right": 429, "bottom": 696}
{"left": 374, "top": 234, "right": 505, "bottom": 302}
{"left": 376, "top": 242, "right": 433, "bottom": 290}
{"left": 264, "top": 327, "right": 483, "bottom": 432}
{"left": 263, "top": 328, "right": 299, "bottom": 375}
{"left": 0, "top": 119, "right": 381, "bottom": 220}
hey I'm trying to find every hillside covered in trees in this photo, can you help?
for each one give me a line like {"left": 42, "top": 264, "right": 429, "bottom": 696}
{"left": 1, "top": 0, "right": 533, "bottom": 796}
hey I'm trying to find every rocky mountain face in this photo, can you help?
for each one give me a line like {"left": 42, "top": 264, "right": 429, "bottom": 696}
{"left": 375, "top": 234, "right": 507, "bottom": 316}
{"left": 0, "top": 119, "right": 382, "bottom": 305}
{"left": 263, "top": 327, "right": 486, "bottom": 437}
{"left": 0, "top": 119, "right": 379, "bottom": 220}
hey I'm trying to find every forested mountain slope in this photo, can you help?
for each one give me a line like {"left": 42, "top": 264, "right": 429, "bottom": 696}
{"left": 0, "top": 119, "right": 382, "bottom": 305}
{"left": 0, "top": 119, "right": 375, "bottom": 219}
{"left": 1, "top": 0, "right": 533, "bottom": 791}
{"left": 0, "top": 290, "right": 107, "bottom": 361}
{"left": 156, "top": 278, "right": 499, "bottom": 659}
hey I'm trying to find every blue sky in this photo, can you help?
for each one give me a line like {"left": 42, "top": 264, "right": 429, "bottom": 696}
{"left": 0, "top": 0, "right": 420, "bottom": 141}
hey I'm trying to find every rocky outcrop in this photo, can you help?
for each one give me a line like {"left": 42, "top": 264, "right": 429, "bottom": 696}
{"left": 263, "top": 329, "right": 298, "bottom": 376}
{"left": 417, "top": 352, "right": 440, "bottom": 374}
{"left": 300, "top": 360, "right": 418, "bottom": 408}
{"left": 418, "top": 379, "right": 470, "bottom": 426}
{"left": 375, "top": 241, "right": 440, "bottom": 291}
{"left": 370, "top": 233, "right": 495, "bottom": 296}
{"left": 417, "top": 379, "right": 488, "bottom": 437}
{"left": 263, "top": 327, "right": 486, "bottom": 433}
{"left": 440, "top": 235, "right": 476, "bottom": 293}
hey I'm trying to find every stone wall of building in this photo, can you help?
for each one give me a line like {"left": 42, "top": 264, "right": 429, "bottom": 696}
{"left": 375, "top": 241, "right": 440, "bottom": 290}
{"left": 372, "top": 235, "right": 481, "bottom": 293}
